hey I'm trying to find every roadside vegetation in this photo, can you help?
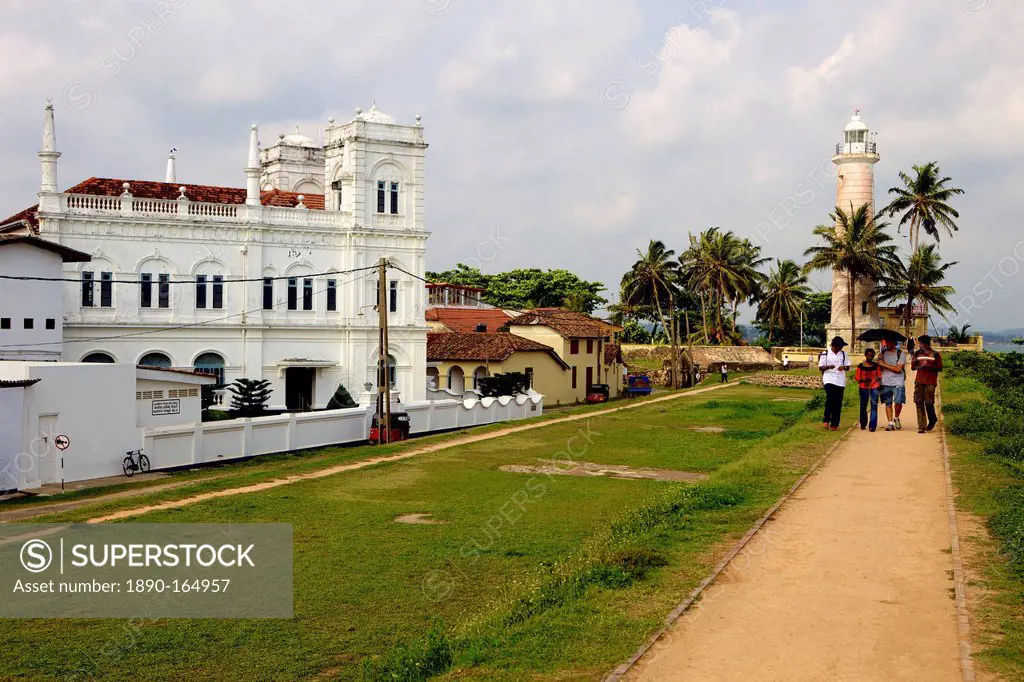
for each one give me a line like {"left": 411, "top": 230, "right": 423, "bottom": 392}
{"left": 1, "top": 384, "right": 849, "bottom": 681}
{"left": 943, "top": 351, "right": 1024, "bottom": 678}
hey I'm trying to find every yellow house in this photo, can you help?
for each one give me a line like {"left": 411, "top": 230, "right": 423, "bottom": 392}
{"left": 426, "top": 332, "right": 571, "bottom": 402}
{"left": 880, "top": 302, "right": 928, "bottom": 341}
{"left": 507, "top": 309, "right": 624, "bottom": 402}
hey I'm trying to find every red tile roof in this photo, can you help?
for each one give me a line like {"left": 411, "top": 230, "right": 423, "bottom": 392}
{"left": 0, "top": 234, "right": 92, "bottom": 262}
{"left": 0, "top": 379, "right": 41, "bottom": 389}
{"left": 508, "top": 308, "right": 620, "bottom": 339}
{"left": 425, "top": 307, "right": 515, "bottom": 333}
{"left": 427, "top": 332, "right": 569, "bottom": 368}
{"left": 0, "top": 178, "right": 327, "bottom": 230}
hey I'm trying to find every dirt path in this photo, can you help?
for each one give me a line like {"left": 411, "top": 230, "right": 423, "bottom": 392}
{"left": 0, "top": 478, "right": 223, "bottom": 523}
{"left": 86, "top": 382, "right": 737, "bottom": 524}
{"left": 624, "top": 375, "right": 965, "bottom": 681}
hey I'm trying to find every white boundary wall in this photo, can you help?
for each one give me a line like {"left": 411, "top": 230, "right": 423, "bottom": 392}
{"left": 141, "top": 392, "right": 543, "bottom": 470}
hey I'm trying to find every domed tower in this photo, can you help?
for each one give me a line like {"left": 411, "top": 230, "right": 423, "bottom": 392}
{"left": 258, "top": 126, "right": 326, "bottom": 194}
{"left": 827, "top": 110, "right": 881, "bottom": 347}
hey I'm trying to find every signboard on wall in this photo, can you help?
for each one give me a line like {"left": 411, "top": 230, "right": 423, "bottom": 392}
{"left": 151, "top": 399, "right": 181, "bottom": 416}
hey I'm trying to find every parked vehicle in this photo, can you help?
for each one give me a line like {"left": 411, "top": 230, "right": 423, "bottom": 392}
{"left": 369, "top": 412, "right": 411, "bottom": 444}
{"left": 624, "top": 375, "right": 652, "bottom": 398}
{"left": 586, "top": 384, "right": 610, "bottom": 404}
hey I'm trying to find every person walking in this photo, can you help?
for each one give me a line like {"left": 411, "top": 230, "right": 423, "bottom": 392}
{"left": 855, "top": 348, "right": 883, "bottom": 432}
{"left": 783, "top": 355, "right": 790, "bottom": 371}
{"left": 911, "top": 334, "right": 943, "bottom": 433}
{"left": 818, "top": 336, "right": 851, "bottom": 432}
{"left": 720, "top": 363, "right": 729, "bottom": 383}
{"left": 877, "top": 339, "right": 907, "bottom": 431}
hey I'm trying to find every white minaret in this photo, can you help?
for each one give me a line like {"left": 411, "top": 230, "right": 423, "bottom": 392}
{"left": 165, "top": 148, "right": 177, "bottom": 183}
{"left": 245, "top": 124, "right": 261, "bottom": 206}
{"left": 38, "top": 101, "right": 61, "bottom": 194}
{"left": 827, "top": 110, "right": 882, "bottom": 347}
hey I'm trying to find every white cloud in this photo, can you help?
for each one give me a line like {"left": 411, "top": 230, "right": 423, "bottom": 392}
{"left": 786, "top": 33, "right": 855, "bottom": 106}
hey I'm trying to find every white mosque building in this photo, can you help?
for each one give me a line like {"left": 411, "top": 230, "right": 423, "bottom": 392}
{"left": 0, "top": 102, "right": 430, "bottom": 409}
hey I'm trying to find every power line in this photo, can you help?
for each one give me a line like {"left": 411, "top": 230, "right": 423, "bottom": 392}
{"left": 0, "top": 265, "right": 380, "bottom": 285}
{"left": 0, "top": 269, "right": 379, "bottom": 350}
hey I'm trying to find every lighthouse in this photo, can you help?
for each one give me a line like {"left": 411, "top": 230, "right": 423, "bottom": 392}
{"left": 826, "top": 110, "right": 882, "bottom": 347}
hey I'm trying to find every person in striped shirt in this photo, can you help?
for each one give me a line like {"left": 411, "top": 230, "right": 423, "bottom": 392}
{"left": 855, "top": 348, "right": 883, "bottom": 432}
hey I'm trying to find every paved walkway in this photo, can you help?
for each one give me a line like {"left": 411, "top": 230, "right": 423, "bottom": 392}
{"left": 626, "top": 377, "right": 964, "bottom": 681}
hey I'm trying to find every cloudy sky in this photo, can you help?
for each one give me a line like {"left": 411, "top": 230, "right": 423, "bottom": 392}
{"left": 1, "top": 0, "right": 1021, "bottom": 331}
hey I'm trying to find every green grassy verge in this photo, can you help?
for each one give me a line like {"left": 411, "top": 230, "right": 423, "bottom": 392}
{"left": 2, "top": 384, "right": 850, "bottom": 680}
{"left": 943, "top": 351, "right": 1024, "bottom": 679}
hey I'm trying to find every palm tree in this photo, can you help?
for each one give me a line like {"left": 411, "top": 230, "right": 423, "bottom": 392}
{"left": 876, "top": 244, "right": 957, "bottom": 342}
{"left": 622, "top": 240, "right": 681, "bottom": 386}
{"left": 884, "top": 162, "right": 965, "bottom": 250}
{"left": 804, "top": 204, "right": 901, "bottom": 346}
{"left": 679, "top": 229, "right": 765, "bottom": 344}
{"left": 756, "top": 259, "right": 811, "bottom": 343}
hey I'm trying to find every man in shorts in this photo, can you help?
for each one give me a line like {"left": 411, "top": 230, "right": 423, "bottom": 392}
{"left": 877, "top": 338, "right": 907, "bottom": 431}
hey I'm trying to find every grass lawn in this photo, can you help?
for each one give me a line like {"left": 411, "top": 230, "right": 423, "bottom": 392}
{"left": 1, "top": 384, "right": 849, "bottom": 681}
{"left": 943, "top": 374, "right": 1024, "bottom": 679}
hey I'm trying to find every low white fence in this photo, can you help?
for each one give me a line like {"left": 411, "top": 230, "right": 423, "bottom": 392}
{"left": 141, "top": 393, "right": 544, "bottom": 470}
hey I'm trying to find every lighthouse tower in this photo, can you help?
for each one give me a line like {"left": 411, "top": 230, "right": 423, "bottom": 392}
{"left": 826, "top": 110, "right": 882, "bottom": 347}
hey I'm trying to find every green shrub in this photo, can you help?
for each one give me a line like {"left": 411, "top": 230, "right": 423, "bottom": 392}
{"left": 362, "top": 627, "right": 453, "bottom": 682}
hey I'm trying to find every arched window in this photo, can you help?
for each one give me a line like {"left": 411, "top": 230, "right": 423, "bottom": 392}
{"left": 387, "top": 354, "right": 397, "bottom": 389}
{"left": 447, "top": 366, "right": 465, "bottom": 394}
{"left": 473, "top": 366, "right": 489, "bottom": 389}
{"left": 82, "top": 352, "right": 115, "bottom": 364}
{"left": 426, "top": 367, "right": 440, "bottom": 390}
{"left": 194, "top": 352, "right": 226, "bottom": 385}
{"left": 138, "top": 352, "right": 172, "bottom": 369}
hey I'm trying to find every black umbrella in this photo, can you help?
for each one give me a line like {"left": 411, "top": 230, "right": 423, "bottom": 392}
{"left": 857, "top": 328, "right": 907, "bottom": 343}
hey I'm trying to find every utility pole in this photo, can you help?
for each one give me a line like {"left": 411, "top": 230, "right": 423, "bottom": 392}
{"left": 376, "top": 258, "right": 392, "bottom": 444}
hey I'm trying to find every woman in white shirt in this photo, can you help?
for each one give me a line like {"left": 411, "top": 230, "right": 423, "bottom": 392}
{"left": 818, "top": 336, "right": 851, "bottom": 431}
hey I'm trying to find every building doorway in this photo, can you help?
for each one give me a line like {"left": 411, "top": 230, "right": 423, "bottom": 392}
{"left": 285, "top": 368, "right": 315, "bottom": 411}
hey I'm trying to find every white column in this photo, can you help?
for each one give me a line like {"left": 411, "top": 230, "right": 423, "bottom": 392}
{"left": 39, "top": 102, "right": 61, "bottom": 194}
{"left": 245, "top": 124, "right": 261, "bottom": 206}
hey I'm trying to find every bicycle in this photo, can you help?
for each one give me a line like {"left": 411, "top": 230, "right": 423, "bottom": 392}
{"left": 123, "top": 449, "right": 151, "bottom": 477}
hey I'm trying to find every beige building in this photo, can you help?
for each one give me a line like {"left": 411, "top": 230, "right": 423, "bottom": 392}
{"left": 507, "top": 309, "right": 624, "bottom": 402}
{"left": 427, "top": 332, "right": 569, "bottom": 401}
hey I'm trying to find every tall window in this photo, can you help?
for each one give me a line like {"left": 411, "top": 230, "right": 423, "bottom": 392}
{"left": 99, "top": 272, "right": 113, "bottom": 308}
{"left": 376, "top": 180, "right": 386, "bottom": 213}
{"left": 303, "top": 278, "right": 313, "bottom": 311}
{"left": 212, "top": 275, "right": 224, "bottom": 310}
{"left": 287, "top": 278, "right": 298, "bottom": 310}
{"left": 327, "top": 279, "right": 337, "bottom": 311}
{"left": 331, "top": 179, "right": 343, "bottom": 210}
{"left": 140, "top": 273, "right": 153, "bottom": 308}
{"left": 263, "top": 278, "right": 274, "bottom": 310}
{"left": 389, "top": 182, "right": 399, "bottom": 215}
{"left": 570, "top": 339, "right": 580, "bottom": 355}
{"left": 389, "top": 280, "right": 398, "bottom": 313}
{"left": 195, "top": 275, "right": 207, "bottom": 309}
{"left": 571, "top": 366, "right": 578, "bottom": 389}
{"left": 81, "top": 271, "right": 94, "bottom": 307}
{"left": 158, "top": 274, "right": 170, "bottom": 309}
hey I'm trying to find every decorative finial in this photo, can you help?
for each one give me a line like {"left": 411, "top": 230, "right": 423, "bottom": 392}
{"left": 121, "top": 182, "right": 131, "bottom": 196}
{"left": 854, "top": 108, "right": 860, "bottom": 116}
{"left": 328, "top": 116, "right": 335, "bottom": 124}
{"left": 355, "top": 107, "right": 363, "bottom": 116}
{"left": 278, "top": 133, "right": 285, "bottom": 140}
{"left": 178, "top": 186, "right": 187, "bottom": 198}
{"left": 250, "top": 123, "right": 258, "bottom": 131}
{"left": 415, "top": 114, "right": 422, "bottom": 125}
